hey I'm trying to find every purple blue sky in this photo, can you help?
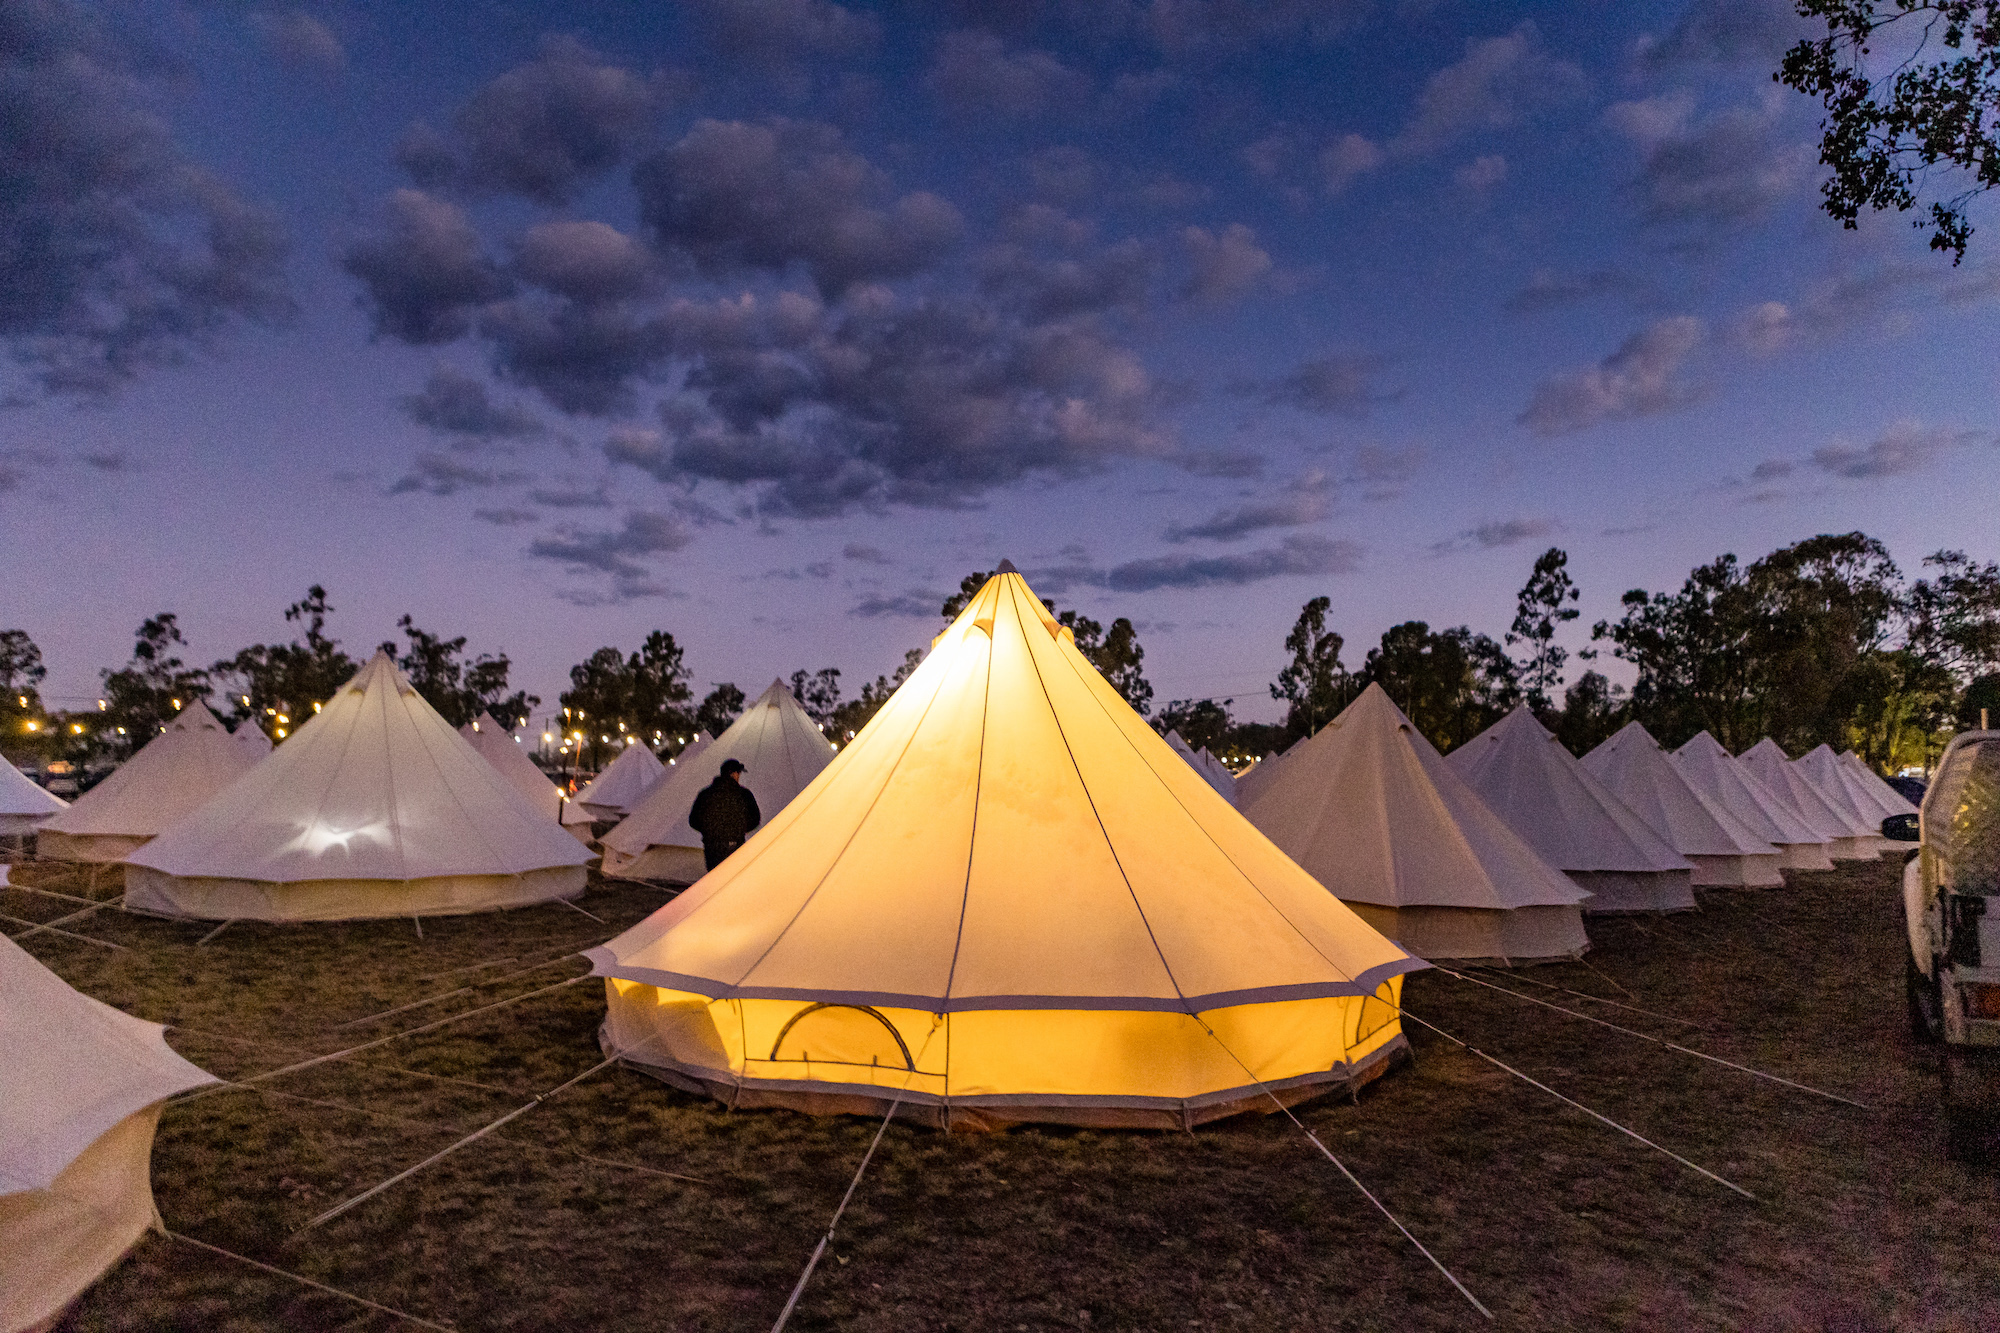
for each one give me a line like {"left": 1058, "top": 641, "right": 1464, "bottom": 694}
{"left": 4, "top": 0, "right": 1996, "bottom": 725}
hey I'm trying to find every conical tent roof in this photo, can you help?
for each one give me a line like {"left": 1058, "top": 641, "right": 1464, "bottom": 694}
{"left": 1840, "top": 749, "right": 1919, "bottom": 817}
{"left": 1448, "top": 707, "right": 1689, "bottom": 874}
{"left": 1166, "top": 730, "right": 1237, "bottom": 805}
{"left": 2, "top": 933, "right": 218, "bottom": 1330}
{"left": 1671, "top": 732, "right": 1827, "bottom": 846}
{"left": 1243, "top": 686, "right": 1587, "bottom": 913}
{"left": 0, "top": 752, "right": 66, "bottom": 829}
{"left": 125, "top": 650, "right": 589, "bottom": 920}
{"left": 39, "top": 700, "right": 265, "bottom": 859}
{"left": 1738, "top": 738, "right": 1867, "bottom": 838}
{"left": 1795, "top": 744, "right": 1892, "bottom": 832}
{"left": 592, "top": 568, "right": 1419, "bottom": 1127}
{"left": 601, "top": 682, "right": 832, "bottom": 878}
{"left": 460, "top": 712, "right": 563, "bottom": 821}
{"left": 233, "top": 719, "right": 273, "bottom": 753}
{"left": 1583, "top": 723, "right": 1774, "bottom": 857}
{"left": 1, "top": 934, "right": 217, "bottom": 1191}
{"left": 571, "top": 739, "right": 666, "bottom": 818}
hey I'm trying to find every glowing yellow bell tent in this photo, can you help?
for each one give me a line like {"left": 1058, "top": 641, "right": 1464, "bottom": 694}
{"left": 2, "top": 933, "right": 217, "bottom": 1333}
{"left": 38, "top": 701, "right": 265, "bottom": 862}
{"left": 124, "top": 651, "right": 591, "bottom": 921}
{"left": 591, "top": 565, "right": 1420, "bottom": 1130}
{"left": 1241, "top": 685, "right": 1591, "bottom": 963}
{"left": 459, "top": 712, "right": 564, "bottom": 822}
{"left": 601, "top": 679, "right": 833, "bottom": 883}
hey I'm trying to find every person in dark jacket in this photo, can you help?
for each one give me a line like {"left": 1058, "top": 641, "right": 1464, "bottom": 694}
{"left": 688, "top": 758, "right": 761, "bottom": 870}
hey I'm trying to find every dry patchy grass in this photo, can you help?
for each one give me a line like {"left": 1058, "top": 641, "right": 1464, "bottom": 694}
{"left": 5, "top": 855, "right": 1997, "bottom": 1332}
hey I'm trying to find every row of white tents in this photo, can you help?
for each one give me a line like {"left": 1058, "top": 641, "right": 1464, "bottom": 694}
{"left": 0, "top": 566, "right": 1930, "bottom": 1323}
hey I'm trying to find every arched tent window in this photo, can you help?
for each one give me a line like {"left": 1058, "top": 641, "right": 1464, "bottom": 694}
{"left": 769, "top": 1003, "right": 916, "bottom": 1072}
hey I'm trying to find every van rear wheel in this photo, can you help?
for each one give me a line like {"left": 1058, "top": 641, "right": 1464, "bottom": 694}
{"left": 1908, "top": 955, "right": 1943, "bottom": 1044}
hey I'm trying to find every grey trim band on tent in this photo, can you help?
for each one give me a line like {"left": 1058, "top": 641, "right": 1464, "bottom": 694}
{"left": 612, "top": 1035, "right": 1410, "bottom": 1113}
{"left": 584, "top": 948, "right": 1425, "bottom": 1012}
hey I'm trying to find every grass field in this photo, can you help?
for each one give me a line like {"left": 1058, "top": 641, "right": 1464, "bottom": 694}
{"left": 7, "top": 854, "right": 1998, "bottom": 1332}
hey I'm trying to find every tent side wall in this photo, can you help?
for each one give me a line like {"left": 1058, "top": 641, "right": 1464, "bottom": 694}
{"left": 0, "top": 1103, "right": 164, "bottom": 1333}
{"left": 1344, "top": 902, "right": 1589, "bottom": 964}
{"left": 33, "top": 830, "right": 152, "bottom": 864}
{"left": 1567, "top": 869, "right": 1695, "bottom": 914}
{"left": 123, "top": 864, "right": 585, "bottom": 922}
{"left": 1777, "top": 841, "right": 1835, "bottom": 871}
{"left": 601, "top": 842, "right": 707, "bottom": 885}
{"left": 600, "top": 977, "right": 1407, "bottom": 1130}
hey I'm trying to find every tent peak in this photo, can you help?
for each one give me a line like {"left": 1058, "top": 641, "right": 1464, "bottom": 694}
{"left": 995, "top": 557, "right": 1020, "bottom": 574}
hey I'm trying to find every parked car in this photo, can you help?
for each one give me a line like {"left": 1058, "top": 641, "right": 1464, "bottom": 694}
{"left": 1896, "top": 729, "right": 2000, "bottom": 1151}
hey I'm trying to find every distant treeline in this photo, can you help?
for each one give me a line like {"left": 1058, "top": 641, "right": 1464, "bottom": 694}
{"left": 4, "top": 533, "right": 1994, "bottom": 775}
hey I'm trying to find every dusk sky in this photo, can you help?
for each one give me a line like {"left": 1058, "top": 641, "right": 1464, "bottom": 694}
{"left": 5, "top": 0, "right": 1997, "bottom": 726}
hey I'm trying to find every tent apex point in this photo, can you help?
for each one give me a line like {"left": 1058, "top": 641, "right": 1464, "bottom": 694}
{"left": 995, "top": 558, "right": 1019, "bottom": 574}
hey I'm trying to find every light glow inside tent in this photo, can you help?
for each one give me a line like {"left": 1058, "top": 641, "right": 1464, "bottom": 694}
{"left": 592, "top": 566, "right": 1419, "bottom": 1130}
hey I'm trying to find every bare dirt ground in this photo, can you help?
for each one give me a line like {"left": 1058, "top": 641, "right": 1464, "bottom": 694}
{"left": 7, "top": 853, "right": 1997, "bottom": 1332}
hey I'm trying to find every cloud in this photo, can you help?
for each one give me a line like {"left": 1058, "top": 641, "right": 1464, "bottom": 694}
{"left": 513, "top": 220, "right": 651, "bottom": 302}
{"left": 1517, "top": 316, "right": 1704, "bottom": 435}
{"left": 1455, "top": 154, "right": 1507, "bottom": 193}
{"left": 396, "top": 36, "right": 669, "bottom": 205}
{"left": 683, "top": 0, "right": 878, "bottom": 73}
{"left": 843, "top": 543, "right": 891, "bottom": 564}
{"left": 1430, "top": 517, "right": 1555, "bottom": 555}
{"left": 0, "top": 1, "right": 293, "bottom": 400}
{"left": 1639, "top": 0, "right": 1811, "bottom": 67}
{"left": 1319, "top": 133, "right": 1385, "bottom": 192}
{"left": 1505, "top": 267, "right": 1636, "bottom": 315}
{"left": 1750, "top": 458, "right": 1793, "bottom": 480}
{"left": 1810, "top": 421, "right": 1979, "bottom": 479}
{"left": 1391, "top": 23, "right": 1586, "bottom": 156}
{"left": 0, "top": 465, "right": 22, "bottom": 494}
{"left": 1731, "top": 300, "right": 1796, "bottom": 355}
{"left": 1180, "top": 224, "right": 1273, "bottom": 302}
{"left": 250, "top": 9, "right": 345, "bottom": 73}
{"left": 1179, "top": 448, "right": 1265, "bottom": 478}
{"left": 1346, "top": 443, "right": 1425, "bottom": 490}
{"left": 82, "top": 451, "right": 128, "bottom": 472}
{"left": 1025, "top": 145, "right": 1099, "bottom": 203}
{"left": 528, "top": 509, "right": 691, "bottom": 596}
{"left": 1166, "top": 470, "right": 1334, "bottom": 542}
{"left": 851, "top": 591, "right": 938, "bottom": 618}
{"left": 1256, "top": 351, "right": 1388, "bottom": 415}
{"left": 928, "top": 31, "right": 1091, "bottom": 117}
{"left": 473, "top": 506, "right": 541, "bottom": 526}
{"left": 402, "top": 367, "right": 545, "bottom": 441}
{"left": 342, "top": 190, "right": 511, "bottom": 345}
{"left": 634, "top": 118, "right": 964, "bottom": 295}
{"left": 980, "top": 232, "right": 1158, "bottom": 320}
{"left": 1106, "top": 534, "right": 1363, "bottom": 591}
{"left": 1609, "top": 96, "right": 1806, "bottom": 226}
{"left": 528, "top": 483, "right": 612, "bottom": 508}
{"left": 389, "top": 453, "right": 521, "bottom": 496}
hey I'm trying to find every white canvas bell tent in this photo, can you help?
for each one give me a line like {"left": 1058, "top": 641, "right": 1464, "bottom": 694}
{"left": 123, "top": 650, "right": 591, "bottom": 921}
{"left": 1582, "top": 723, "right": 1783, "bottom": 887}
{"left": 592, "top": 566, "right": 1420, "bottom": 1130}
{"left": 1794, "top": 745, "right": 1896, "bottom": 853}
{"left": 0, "top": 755, "right": 65, "bottom": 837}
{"left": 1840, "top": 749, "right": 1919, "bottom": 818}
{"left": 602, "top": 678, "right": 834, "bottom": 883}
{"left": 459, "top": 712, "right": 564, "bottom": 822}
{"left": 1242, "top": 685, "right": 1591, "bottom": 963}
{"left": 1447, "top": 707, "right": 1695, "bottom": 913}
{"left": 1671, "top": 731, "right": 1835, "bottom": 872}
{"left": 1165, "top": 730, "right": 1237, "bottom": 806}
{"left": 38, "top": 702, "right": 265, "bottom": 863}
{"left": 1737, "top": 738, "right": 1876, "bottom": 860}
{"left": 232, "top": 720, "right": 272, "bottom": 754}
{"left": 568, "top": 740, "right": 666, "bottom": 824}
{"left": 1232, "top": 748, "right": 1288, "bottom": 807}
{"left": 1, "top": 934, "right": 217, "bottom": 1333}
